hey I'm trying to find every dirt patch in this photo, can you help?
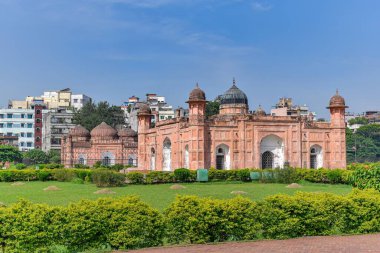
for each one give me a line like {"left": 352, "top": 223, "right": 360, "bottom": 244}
{"left": 11, "top": 182, "right": 25, "bottom": 186}
{"left": 286, "top": 183, "right": 302, "bottom": 188}
{"left": 43, "top": 185, "right": 61, "bottom": 191}
{"left": 94, "top": 188, "right": 116, "bottom": 194}
{"left": 0, "top": 202, "right": 6, "bottom": 207}
{"left": 170, "top": 184, "right": 186, "bottom": 190}
{"left": 231, "top": 191, "right": 248, "bottom": 195}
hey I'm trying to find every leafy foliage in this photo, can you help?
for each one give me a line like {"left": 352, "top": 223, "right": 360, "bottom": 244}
{"left": 346, "top": 125, "right": 380, "bottom": 163}
{"left": 205, "top": 100, "right": 220, "bottom": 117}
{"left": 0, "top": 145, "right": 22, "bottom": 166}
{"left": 91, "top": 170, "right": 126, "bottom": 187}
{"left": 348, "top": 117, "right": 369, "bottom": 126}
{"left": 23, "top": 149, "right": 49, "bottom": 164}
{"left": 73, "top": 101, "right": 125, "bottom": 131}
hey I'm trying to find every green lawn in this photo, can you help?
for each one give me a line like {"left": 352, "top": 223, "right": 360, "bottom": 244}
{"left": 0, "top": 181, "right": 352, "bottom": 210}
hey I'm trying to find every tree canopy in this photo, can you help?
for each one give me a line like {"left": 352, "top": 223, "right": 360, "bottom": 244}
{"left": 23, "top": 149, "right": 49, "bottom": 164}
{"left": 206, "top": 101, "right": 220, "bottom": 118}
{"left": 72, "top": 101, "right": 125, "bottom": 131}
{"left": 348, "top": 117, "right": 369, "bottom": 126}
{"left": 0, "top": 145, "right": 22, "bottom": 166}
{"left": 346, "top": 124, "right": 380, "bottom": 163}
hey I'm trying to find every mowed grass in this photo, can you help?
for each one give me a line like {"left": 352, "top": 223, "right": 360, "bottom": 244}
{"left": 0, "top": 181, "right": 352, "bottom": 211}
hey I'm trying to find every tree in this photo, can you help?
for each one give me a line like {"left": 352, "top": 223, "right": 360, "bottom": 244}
{"left": 346, "top": 125, "right": 380, "bottom": 163}
{"left": 0, "top": 145, "right": 22, "bottom": 167}
{"left": 47, "top": 150, "right": 61, "bottom": 164}
{"left": 73, "top": 101, "right": 125, "bottom": 131}
{"left": 23, "top": 149, "right": 49, "bottom": 164}
{"left": 348, "top": 117, "right": 369, "bottom": 126}
{"left": 206, "top": 101, "right": 220, "bottom": 118}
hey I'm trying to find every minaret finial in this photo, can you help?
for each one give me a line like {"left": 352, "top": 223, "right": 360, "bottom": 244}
{"left": 336, "top": 89, "right": 339, "bottom": 95}
{"left": 233, "top": 77, "right": 236, "bottom": 85}
{"left": 196, "top": 82, "right": 199, "bottom": 88}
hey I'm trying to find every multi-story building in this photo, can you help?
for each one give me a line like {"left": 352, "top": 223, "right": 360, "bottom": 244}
{"left": 0, "top": 134, "right": 18, "bottom": 147}
{"left": 42, "top": 108, "right": 76, "bottom": 152}
{"left": 9, "top": 88, "right": 91, "bottom": 110}
{"left": 122, "top": 94, "right": 175, "bottom": 131}
{"left": 71, "top": 94, "right": 92, "bottom": 110}
{"left": 270, "top": 97, "right": 316, "bottom": 119}
{"left": 0, "top": 108, "right": 35, "bottom": 151}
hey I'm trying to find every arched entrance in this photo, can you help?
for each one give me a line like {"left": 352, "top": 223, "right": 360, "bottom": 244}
{"left": 163, "top": 138, "right": 171, "bottom": 171}
{"left": 310, "top": 145, "right": 323, "bottom": 169}
{"left": 184, "top": 145, "right": 189, "bottom": 169}
{"left": 101, "top": 151, "right": 115, "bottom": 166}
{"left": 150, "top": 148, "right": 156, "bottom": 171}
{"left": 215, "top": 144, "right": 230, "bottom": 170}
{"left": 260, "top": 135, "right": 284, "bottom": 169}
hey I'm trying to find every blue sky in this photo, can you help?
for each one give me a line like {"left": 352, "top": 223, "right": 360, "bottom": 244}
{"left": 0, "top": 0, "right": 379, "bottom": 118}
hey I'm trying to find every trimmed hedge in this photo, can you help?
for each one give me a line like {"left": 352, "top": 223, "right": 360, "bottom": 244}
{"left": 165, "top": 189, "right": 380, "bottom": 244}
{"left": 0, "top": 197, "right": 164, "bottom": 252}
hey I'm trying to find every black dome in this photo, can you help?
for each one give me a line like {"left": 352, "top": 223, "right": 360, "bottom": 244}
{"left": 220, "top": 82, "right": 248, "bottom": 106}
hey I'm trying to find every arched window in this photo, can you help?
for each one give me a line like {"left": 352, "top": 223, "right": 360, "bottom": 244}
{"left": 260, "top": 135, "right": 284, "bottom": 169}
{"left": 79, "top": 157, "right": 85, "bottom": 165}
{"left": 36, "top": 118, "right": 41, "bottom": 123}
{"left": 262, "top": 151, "right": 274, "bottom": 169}
{"left": 102, "top": 156, "right": 111, "bottom": 166}
{"left": 36, "top": 127, "right": 41, "bottom": 133}
{"left": 310, "top": 145, "right": 323, "bottom": 169}
{"left": 150, "top": 148, "right": 156, "bottom": 171}
{"left": 184, "top": 145, "right": 189, "bottom": 169}
{"left": 215, "top": 144, "right": 230, "bottom": 170}
{"left": 163, "top": 138, "right": 171, "bottom": 171}
{"left": 36, "top": 109, "right": 41, "bottom": 115}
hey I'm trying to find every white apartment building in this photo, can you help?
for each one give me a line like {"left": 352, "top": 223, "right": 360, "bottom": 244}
{"left": 0, "top": 109, "right": 35, "bottom": 151}
{"left": 71, "top": 94, "right": 92, "bottom": 110}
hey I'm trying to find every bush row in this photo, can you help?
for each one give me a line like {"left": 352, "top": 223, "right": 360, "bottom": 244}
{"left": 0, "top": 197, "right": 164, "bottom": 252}
{"left": 165, "top": 190, "right": 380, "bottom": 244}
{"left": 350, "top": 163, "right": 380, "bottom": 191}
{"left": 0, "top": 169, "right": 125, "bottom": 187}
{"left": 2, "top": 190, "right": 380, "bottom": 251}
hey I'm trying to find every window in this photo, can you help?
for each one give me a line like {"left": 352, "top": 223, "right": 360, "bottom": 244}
{"left": 27, "top": 123, "right": 33, "bottom": 128}
{"left": 13, "top": 114, "right": 20, "bottom": 118}
{"left": 7, "top": 123, "right": 13, "bottom": 128}
{"left": 160, "top": 116, "right": 165, "bottom": 120}
{"left": 13, "top": 124, "right": 20, "bottom": 128}
{"left": 74, "top": 99, "right": 78, "bottom": 103}
{"left": 0, "top": 123, "right": 3, "bottom": 128}
{"left": 27, "top": 133, "right": 33, "bottom": 138}
{"left": 36, "top": 137, "right": 41, "bottom": 141}
{"left": 21, "top": 123, "right": 25, "bottom": 128}
{"left": 27, "top": 114, "right": 33, "bottom": 119}
{"left": 7, "top": 113, "right": 12, "bottom": 118}
{"left": 0, "top": 114, "right": 3, "bottom": 118}
{"left": 21, "top": 114, "right": 25, "bottom": 118}
{"left": 36, "top": 110, "right": 41, "bottom": 115}
{"left": 36, "top": 118, "right": 41, "bottom": 123}
{"left": 168, "top": 116, "right": 172, "bottom": 119}
{"left": 20, "top": 133, "right": 25, "bottom": 137}
{"left": 36, "top": 127, "right": 41, "bottom": 133}
{"left": 20, "top": 142, "right": 25, "bottom": 147}
{"left": 102, "top": 156, "right": 111, "bottom": 166}
{"left": 27, "top": 142, "right": 32, "bottom": 147}
{"left": 79, "top": 157, "right": 85, "bottom": 165}
{"left": 262, "top": 151, "right": 274, "bottom": 169}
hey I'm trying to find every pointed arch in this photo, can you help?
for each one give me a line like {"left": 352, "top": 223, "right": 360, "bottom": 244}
{"left": 163, "top": 138, "right": 172, "bottom": 171}
{"left": 184, "top": 144, "right": 189, "bottom": 169}
{"left": 215, "top": 144, "right": 230, "bottom": 170}
{"left": 310, "top": 144, "right": 323, "bottom": 169}
{"left": 150, "top": 148, "right": 156, "bottom": 171}
{"left": 260, "top": 134, "right": 284, "bottom": 169}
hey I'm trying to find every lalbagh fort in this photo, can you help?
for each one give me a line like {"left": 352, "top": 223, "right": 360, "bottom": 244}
{"left": 61, "top": 80, "right": 348, "bottom": 170}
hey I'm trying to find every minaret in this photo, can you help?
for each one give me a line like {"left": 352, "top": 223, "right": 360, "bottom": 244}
{"left": 186, "top": 83, "right": 206, "bottom": 125}
{"left": 327, "top": 90, "right": 348, "bottom": 128}
{"left": 137, "top": 103, "right": 152, "bottom": 169}
{"left": 327, "top": 89, "right": 348, "bottom": 168}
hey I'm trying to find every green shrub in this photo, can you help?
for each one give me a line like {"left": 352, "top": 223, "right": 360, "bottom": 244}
{"left": 45, "top": 163, "right": 64, "bottom": 169}
{"left": 74, "top": 164, "right": 90, "bottom": 169}
{"left": 174, "top": 168, "right": 191, "bottom": 182}
{"left": 110, "top": 164, "right": 124, "bottom": 171}
{"left": 91, "top": 170, "right": 126, "bottom": 187}
{"left": 37, "top": 170, "right": 53, "bottom": 181}
{"left": 71, "top": 178, "right": 84, "bottom": 184}
{"left": 145, "top": 171, "right": 175, "bottom": 184}
{"left": 53, "top": 169, "right": 76, "bottom": 182}
{"left": 126, "top": 172, "right": 145, "bottom": 184}
{"left": 93, "top": 161, "right": 102, "bottom": 168}
{"left": 15, "top": 163, "right": 27, "bottom": 170}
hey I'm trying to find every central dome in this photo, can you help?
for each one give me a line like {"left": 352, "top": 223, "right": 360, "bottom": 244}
{"left": 90, "top": 122, "right": 117, "bottom": 139}
{"left": 220, "top": 80, "right": 248, "bottom": 106}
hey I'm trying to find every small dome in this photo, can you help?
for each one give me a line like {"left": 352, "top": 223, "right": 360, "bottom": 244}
{"left": 328, "top": 90, "right": 347, "bottom": 108}
{"left": 255, "top": 105, "right": 266, "bottom": 116}
{"left": 220, "top": 79, "right": 248, "bottom": 106}
{"left": 137, "top": 103, "right": 151, "bottom": 115}
{"left": 118, "top": 127, "right": 137, "bottom": 137}
{"left": 188, "top": 83, "right": 206, "bottom": 101}
{"left": 90, "top": 122, "right": 117, "bottom": 138}
{"left": 69, "top": 125, "right": 90, "bottom": 137}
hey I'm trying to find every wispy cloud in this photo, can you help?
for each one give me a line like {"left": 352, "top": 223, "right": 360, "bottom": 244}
{"left": 251, "top": 1, "right": 272, "bottom": 11}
